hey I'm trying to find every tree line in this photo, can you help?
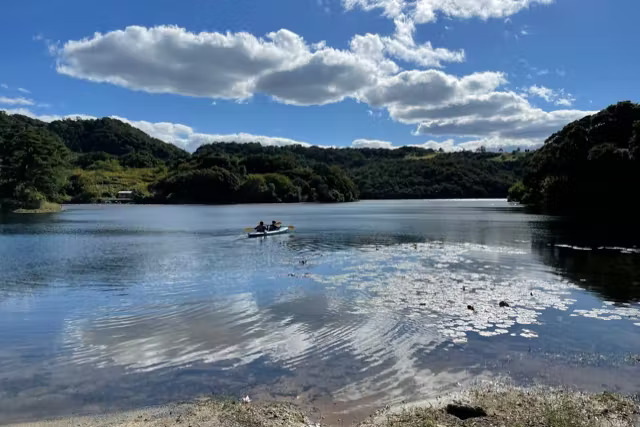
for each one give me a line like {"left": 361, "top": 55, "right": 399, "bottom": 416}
{"left": 1, "top": 111, "right": 530, "bottom": 209}
{"left": 509, "top": 101, "right": 640, "bottom": 214}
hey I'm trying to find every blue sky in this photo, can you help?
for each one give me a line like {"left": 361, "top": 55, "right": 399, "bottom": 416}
{"left": 1, "top": 0, "right": 638, "bottom": 151}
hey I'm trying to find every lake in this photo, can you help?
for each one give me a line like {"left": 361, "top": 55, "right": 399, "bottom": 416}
{"left": 1, "top": 200, "right": 639, "bottom": 424}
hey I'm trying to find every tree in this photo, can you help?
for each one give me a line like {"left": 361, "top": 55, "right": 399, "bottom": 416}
{"left": 507, "top": 181, "right": 526, "bottom": 202}
{"left": 239, "top": 174, "right": 276, "bottom": 203}
{"left": 153, "top": 167, "right": 241, "bottom": 203}
{"left": 0, "top": 127, "right": 70, "bottom": 205}
{"left": 263, "top": 173, "right": 300, "bottom": 202}
{"left": 630, "top": 120, "right": 640, "bottom": 161}
{"left": 520, "top": 102, "right": 640, "bottom": 213}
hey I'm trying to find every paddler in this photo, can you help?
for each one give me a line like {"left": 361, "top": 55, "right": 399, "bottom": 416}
{"left": 268, "top": 221, "right": 281, "bottom": 231}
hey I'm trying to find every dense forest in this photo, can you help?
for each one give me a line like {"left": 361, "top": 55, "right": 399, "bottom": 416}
{"left": 510, "top": 101, "right": 640, "bottom": 213}
{"left": 1, "top": 111, "right": 530, "bottom": 210}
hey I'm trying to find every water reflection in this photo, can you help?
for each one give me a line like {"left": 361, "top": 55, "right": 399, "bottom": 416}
{"left": 530, "top": 218, "right": 640, "bottom": 302}
{"left": 1, "top": 202, "right": 640, "bottom": 424}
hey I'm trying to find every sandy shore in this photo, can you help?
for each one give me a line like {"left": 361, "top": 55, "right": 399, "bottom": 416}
{"left": 6, "top": 386, "right": 640, "bottom": 427}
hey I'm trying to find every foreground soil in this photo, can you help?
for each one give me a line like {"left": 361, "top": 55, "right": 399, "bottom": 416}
{"left": 8, "top": 388, "right": 640, "bottom": 427}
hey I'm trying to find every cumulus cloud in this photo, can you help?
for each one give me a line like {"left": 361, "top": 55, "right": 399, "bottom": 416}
{"left": 342, "top": 0, "right": 553, "bottom": 24}
{"left": 56, "top": 25, "right": 467, "bottom": 106}
{"left": 114, "top": 117, "right": 312, "bottom": 151}
{"left": 57, "top": 26, "right": 312, "bottom": 100}
{"left": 411, "top": 139, "right": 457, "bottom": 151}
{"left": 1, "top": 108, "right": 310, "bottom": 152}
{"left": 415, "top": 108, "right": 592, "bottom": 139}
{"left": 57, "top": 26, "right": 408, "bottom": 105}
{"left": 1, "top": 108, "right": 97, "bottom": 123}
{"left": 349, "top": 24, "right": 464, "bottom": 68}
{"left": 361, "top": 70, "right": 507, "bottom": 110}
{"left": 527, "top": 85, "right": 575, "bottom": 106}
{"left": 254, "top": 48, "right": 382, "bottom": 106}
{"left": 358, "top": 69, "right": 588, "bottom": 141}
{"left": 413, "top": 137, "right": 541, "bottom": 152}
{"left": 352, "top": 138, "right": 394, "bottom": 149}
{"left": 0, "top": 96, "right": 35, "bottom": 106}
{"left": 388, "top": 92, "right": 530, "bottom": 123}
{"left": 50, "top": 16, "right": 593, "bottom": 149}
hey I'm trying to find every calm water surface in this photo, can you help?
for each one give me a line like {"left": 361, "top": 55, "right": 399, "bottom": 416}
{"left": 1, "top": 201, "right": 639, "bottom": 423}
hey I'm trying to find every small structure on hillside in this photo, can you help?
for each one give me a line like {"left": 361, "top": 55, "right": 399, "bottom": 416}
{"left": 116, "top": 191, "right": 134, "bottom": 202}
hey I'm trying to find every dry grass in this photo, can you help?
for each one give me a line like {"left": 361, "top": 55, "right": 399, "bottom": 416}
{"left": 7, "top": 388, "right": 639, "bottom": 427}
{"left": 359, "top": 388, "right": 639, "bottom": 427}
{"left": 7, "top": 399, "right": 310, "bottom": 427}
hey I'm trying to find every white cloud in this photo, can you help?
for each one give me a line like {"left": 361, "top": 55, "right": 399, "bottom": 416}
{"left": 380, "top": 33, "right": 465, "bottom": 67}
{"left": 457, "top": 137, "right": 541, "bottom": 152}
{"left": 527, "top": 85, "right": 575, "bottom": 106}
{"left": 391, "top": 91, "right": 529, "bottom": 122}
{"left": 17, "top": 87, "right": 31, "bottom": 94}
{"left": 415, "top": 108, "right": 591, "bottom": 139}
{"left": 58, "top": 26, "right": 411, "bottom": 106}
{"left": 414, "top": 137, "right": 541, "bottom": 152}
{"left": 352, "top": 138, "right": 394, "bottom": 149}
{"left": 115, "top": 117, "right": 312, "bottom": 151}
{"left": 1, "top": 108, "right": 96, "bottom": 122}
{"left": 57, "top": 26, "right": 311, "bottom": 100}
{"left": 254, "top": 47, "right": 385, "bottom": 106}
{"left": 412, "top": 139, "right": 457, "bottom": 151}
{"left": 0, "top": 96, "right": 35, "bottom": 106}
{"left": 351, "top": 21, "right": 465, "bottom": 68}
{"left": 359, "top": 71, "right": 576, "bottom": 142}
{"left": 0, "top": 83, "right": 8, "bottom": 89}
{"left": 51, "top": 19, "right": 593, "bottom": 150}
{"left": 527, "top": 85, "right": 553, "bottom": 101}
{"left": 361, "top": 70, "right": 507, "bottom": 108}
{"left": 56, "top": 25, "right": 467, "bottom": 106}
{"left": 342, "top": 0, "right": 553, "bottom": 24}
{"left": 365, "top": 70, "right": 588, "bottom": 141}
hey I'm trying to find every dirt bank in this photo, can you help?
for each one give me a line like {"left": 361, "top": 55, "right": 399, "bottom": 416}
{"left": 7, "top": 387, "right": 639, "bottom": 427}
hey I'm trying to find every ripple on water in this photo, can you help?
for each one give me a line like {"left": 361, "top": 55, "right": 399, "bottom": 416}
{"left": 47, "top": 239, "right": 640, "bottom": 409}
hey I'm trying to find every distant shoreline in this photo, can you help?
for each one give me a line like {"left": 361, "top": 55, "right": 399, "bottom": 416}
{"left": 60, "top": 198, "right": 511, "bottom": 206}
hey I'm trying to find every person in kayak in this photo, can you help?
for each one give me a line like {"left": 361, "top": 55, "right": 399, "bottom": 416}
{"left": 268, "top": 221, "right": 281, "bottom": 231}
{"left": 255, "top": 221, "right": 268, "bottom": 232}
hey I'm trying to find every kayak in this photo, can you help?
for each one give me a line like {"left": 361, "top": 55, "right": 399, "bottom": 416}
{"left": 248, "top": 226, "right": 290, "bottom": 238}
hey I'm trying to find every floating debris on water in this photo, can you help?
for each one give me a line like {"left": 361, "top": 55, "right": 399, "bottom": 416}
{"left": 305, "top": 241, "right": 589, "bottom": 344}
{"left": 520, "top": 329, "right": 538, "bottom": 339}
{"left": 555, "top": 244, "right": 592, "bottom": 251}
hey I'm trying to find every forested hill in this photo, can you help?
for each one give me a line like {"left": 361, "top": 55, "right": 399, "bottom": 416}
{"left": 196, "top": 142, "right": 530, "bottom": 199}
{"left": 1, "top": 113, "right": 188, "bottom": 167}
{"left": 1, "top": 111, "right": 530, "bottom": 209}
{"left": 510, "top": 101, "right": 640, "bottom": 213}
